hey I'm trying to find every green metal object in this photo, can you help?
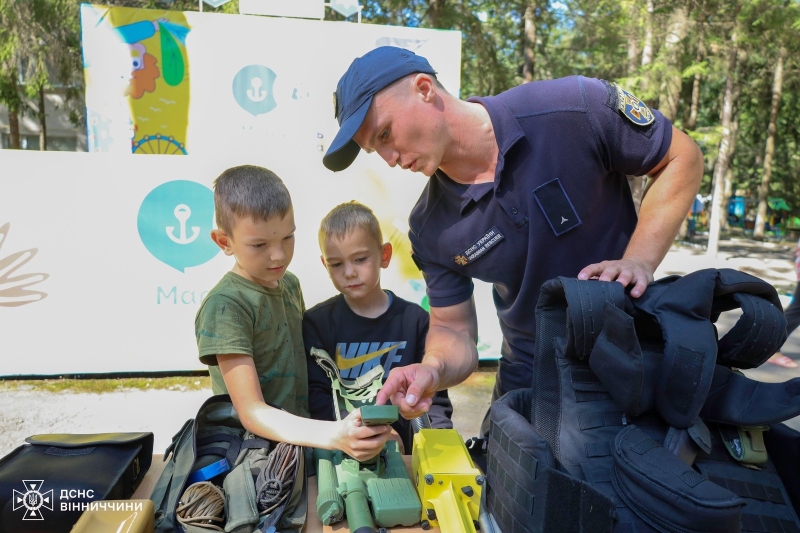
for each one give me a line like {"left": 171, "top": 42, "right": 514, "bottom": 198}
{"left": 309, "top": 347, "right": 422, "bottom": 530}
{"left": 360, "top": 405, "right": 399, "bottom": 426}
{"left": 314, "top": 441, "right": 421, "bottom": 529}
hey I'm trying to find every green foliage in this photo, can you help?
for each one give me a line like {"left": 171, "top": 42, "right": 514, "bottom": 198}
{"left": 3, "top": 0, "right": 800, "bottom": 223}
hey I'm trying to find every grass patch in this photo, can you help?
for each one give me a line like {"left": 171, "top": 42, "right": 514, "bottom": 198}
{"left": 458, "top": 370, "right": 497, "bottom": 389}
{"left": 0, "top": 376, "right": 212, "bottom": 394}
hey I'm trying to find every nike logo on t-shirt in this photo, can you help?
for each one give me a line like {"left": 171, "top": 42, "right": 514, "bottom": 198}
{"left": 335, "top": 342, "right": 405, "bottom": 370}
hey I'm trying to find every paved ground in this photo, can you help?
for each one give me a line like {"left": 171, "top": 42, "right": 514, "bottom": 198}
{"left": 2, "top": 237, "right": 799, "bottom": 458}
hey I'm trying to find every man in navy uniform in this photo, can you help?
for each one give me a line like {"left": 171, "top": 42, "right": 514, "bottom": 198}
{"left": 322, "top": 46, "right": 704, "bottom": 423}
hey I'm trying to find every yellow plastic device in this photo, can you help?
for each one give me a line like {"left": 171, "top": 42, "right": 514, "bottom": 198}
{"left": 411, "top": 429, "right": 484, "bottom": 532}
{"left": 70, "top": 499, "right": 154, "bottom": 533}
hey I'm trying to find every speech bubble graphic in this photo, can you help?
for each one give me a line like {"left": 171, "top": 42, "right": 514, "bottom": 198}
{"left": 232, "top": 65, "right": 277, "bottom": 116}
{"left": 137, "top": 180, "right": 219, "bottom": 272}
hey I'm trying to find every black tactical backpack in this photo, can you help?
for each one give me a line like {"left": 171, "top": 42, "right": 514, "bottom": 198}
{"left": 482, "top": 269, "right": 800, "bottom": 533}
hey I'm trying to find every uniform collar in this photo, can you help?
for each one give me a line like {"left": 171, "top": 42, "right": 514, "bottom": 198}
{"left": 439, "top": 95, "right": 525, "bottom": 214}
{"left": 468, "top": 94, "right": 526, "bottom": 164}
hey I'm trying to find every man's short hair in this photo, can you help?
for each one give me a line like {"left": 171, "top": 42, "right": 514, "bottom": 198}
{"left": 319, "top": 201, "right": 383, "bottom": 251}
{"left": 213, "top": 165, "right": 292, "bottom": 234}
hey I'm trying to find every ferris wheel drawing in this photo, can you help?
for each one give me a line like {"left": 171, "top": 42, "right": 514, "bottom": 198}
{"left": 132, "top": 134, "right": 187, "bottom": 155}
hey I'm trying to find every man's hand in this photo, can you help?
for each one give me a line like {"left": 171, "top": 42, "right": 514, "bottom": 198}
{"left": 376, "top": 363, "right": 440, "bottom": 420}
{"left": 578, "top": 257, "right": 654, "bottom": 298}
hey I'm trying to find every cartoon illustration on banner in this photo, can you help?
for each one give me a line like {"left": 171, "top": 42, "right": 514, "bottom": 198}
{"left": 0, "top": 223, "right": 49, "bottom": 308}
{"left": 83, "top": 5, "right": 191, "bottom": 154}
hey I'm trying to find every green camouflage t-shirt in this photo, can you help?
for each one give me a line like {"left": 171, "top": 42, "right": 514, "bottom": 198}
{"left": 195, "top": 271, "right": 309, "bottom": 417}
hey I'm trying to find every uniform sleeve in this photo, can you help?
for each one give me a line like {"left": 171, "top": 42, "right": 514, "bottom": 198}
{"left": 581, "top": 77, "right": 673, "bottom": 177}
{"left": 195, "top": 294, "right": 254, "bottom": 366}
{"left": 412, "top": 307, "right": 453, "bottom": 429}
{"left": 303, "top": 311, "right": 336, "bottom": 421}
{"left": 409, "top": 230, "right": 474, "bottom": 309}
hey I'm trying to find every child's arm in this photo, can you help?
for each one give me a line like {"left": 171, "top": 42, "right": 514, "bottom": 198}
{"left": 303, "top": 317, "right": 338, "bottom": 421}
{"left": 218, "top": 353, "right": 390, "bottom": 461}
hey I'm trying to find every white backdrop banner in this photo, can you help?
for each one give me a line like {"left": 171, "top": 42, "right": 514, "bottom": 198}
{"left": 0, "top": 154, "right": 503, "bottom": 375}
{"left": 0, "top": 7, "right": 504, "bottom": 375}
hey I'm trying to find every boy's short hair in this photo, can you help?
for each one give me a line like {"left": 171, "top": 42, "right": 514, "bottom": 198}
{"left": 213, "top": 165, "right": 292, "bottom": 234}
{"left": 319, "top": 201, "right": 383, "bottom": 250}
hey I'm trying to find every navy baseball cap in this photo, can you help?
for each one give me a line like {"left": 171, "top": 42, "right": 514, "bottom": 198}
{"left": 323, "top": 46, "right": 436, "bottom": 172}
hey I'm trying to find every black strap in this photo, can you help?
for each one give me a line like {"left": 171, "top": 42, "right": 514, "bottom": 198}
{"left": 717, "top": 292, "right": 787, "bottom": 368}
{"left": 562, "top": 277, "right": 626, "bottom": 360}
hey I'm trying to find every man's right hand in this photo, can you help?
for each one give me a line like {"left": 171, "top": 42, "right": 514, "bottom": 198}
{"left": 376, "top": 363, "right": 440, "bottom": 419}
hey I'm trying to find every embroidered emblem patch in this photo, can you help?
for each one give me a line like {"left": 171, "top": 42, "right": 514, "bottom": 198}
{"left": 452, "top": 227, "right": 504, "bottom": 267}
{"left": 615, "top": 85, "right": 654, "bottom": 126}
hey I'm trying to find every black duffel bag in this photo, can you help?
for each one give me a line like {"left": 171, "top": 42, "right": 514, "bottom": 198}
{"left": 0, "top": 432, "right": 153, "bottom": 533}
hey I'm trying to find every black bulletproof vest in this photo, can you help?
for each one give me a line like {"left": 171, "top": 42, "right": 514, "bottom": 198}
{"left": 482, "top": 269, "right": 800, "bottom": 533}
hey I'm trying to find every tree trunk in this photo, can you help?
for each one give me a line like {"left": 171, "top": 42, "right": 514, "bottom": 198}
{"left": 522, "top": 1, "right": 537, "bottom": 83}
{"left": 658, "top": 5, "right": 689, "bottom": 122}
{"left": 7, "top": 73, "right": 21, "bottom": 149}
{"left": 627, "top": 175, "right": 646, "bottom": 214}
{"left": 38, "top": 85, "right": 47, "bottom": 151}
{"left": 428, "top": 0, "right": 444, "bottom": 28}
{"left": 721, "top": 115, "right": 739, "bottom": 231}
{"left": 641, "top": 0, "right": 654, "bottom": 67}
{"left": 687, "top": 19, "right": 707, "bottom": 131}
{"left": 627, "top": 2, "right": 640, "bottom": 75}
{"left": 707, "top": 27, "right": 739, "bottom": 257}
{"left": 8, "top": 109, "right": 20, "bottom": 149}
{"left": 753, "top": 44, "right": 786, "bottom": 239}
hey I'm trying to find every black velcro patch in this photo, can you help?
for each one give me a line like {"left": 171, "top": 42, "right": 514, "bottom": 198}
{"left": 532, "top": 179, "right": 581, "bottom": 236}
{"left": 451, "top": 226, "right": 504, "bottom": 266}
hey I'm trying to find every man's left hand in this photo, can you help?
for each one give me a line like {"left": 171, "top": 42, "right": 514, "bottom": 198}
{"left": 578, "top": 258, "right": 654, "bottom": 298}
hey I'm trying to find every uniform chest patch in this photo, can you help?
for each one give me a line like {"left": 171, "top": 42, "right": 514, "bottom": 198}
{"left": 452, "top": 227, "right": 504, "bottom": 266}
{"left": 533, "top": 179, "right": 582, "bottom": 236}
{"left": 615, "top": 84, "right": 654, "bottom": 126}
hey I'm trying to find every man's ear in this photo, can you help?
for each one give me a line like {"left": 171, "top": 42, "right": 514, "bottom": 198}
{"left": 211, "top": 229, "right": 234, "bottom": 256}
{"left": 412, "top": 73, "right": 436, "bottom": 103}
{"left": 380, "top": 242, "right": 393, "bottom": 268}
{"left": 320, "top": 255, "right": 327, "bottom": 270}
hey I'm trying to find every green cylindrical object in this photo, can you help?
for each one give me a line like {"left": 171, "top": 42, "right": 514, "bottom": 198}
{"left": 314, "top": 448, "right": 344, "bottom": 525}
{"left": 343, "top": 478, "right": 376, "bottom": 533}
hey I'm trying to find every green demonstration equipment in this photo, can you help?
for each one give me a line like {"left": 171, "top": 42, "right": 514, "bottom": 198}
{"left": 309, "top": 348, "right": 422, "bottom": 532}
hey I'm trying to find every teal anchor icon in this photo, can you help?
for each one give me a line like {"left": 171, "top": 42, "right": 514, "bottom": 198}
{"left": 247, "top": 77, "right": 267, "bottom": 102}
{"left": 233, "top": 65, "right": 277, "bottom": 116}
{"left": 166, "top": 204, "right": 200, "bottom": 245}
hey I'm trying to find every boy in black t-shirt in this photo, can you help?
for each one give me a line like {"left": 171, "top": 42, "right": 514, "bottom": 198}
{"left": 304, "top": 201, "right": 453, "bottom": 453}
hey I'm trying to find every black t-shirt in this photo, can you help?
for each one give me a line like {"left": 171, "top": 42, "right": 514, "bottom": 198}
{"left": 303, "top": 291, "right": 453, "bottom": 452}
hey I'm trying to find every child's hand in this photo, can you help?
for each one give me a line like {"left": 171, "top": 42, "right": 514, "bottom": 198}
{"left": 333, "top": 409, "right": 391, "bottom": 461}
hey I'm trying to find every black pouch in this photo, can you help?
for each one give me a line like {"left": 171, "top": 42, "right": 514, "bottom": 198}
{"left": 0, "top": 432, "right": 153, "bottom": 533}
{"left": 612, "top": 425, "right": 745, "bottom": 533}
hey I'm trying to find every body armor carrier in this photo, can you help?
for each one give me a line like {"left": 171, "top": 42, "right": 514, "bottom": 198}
{"left": 482, "top": 269, "right": 800, "bottom": 533}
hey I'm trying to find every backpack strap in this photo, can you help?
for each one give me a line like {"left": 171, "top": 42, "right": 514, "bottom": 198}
{"left": 712, "top": 269, "right": 787, "bottom": 368}
{"left": 560, "top": 277, "right": 627, "bottom": 360}
{"left": 152, "top": 418, "right": 195, "bottom": 530}
{"left": 309, "top": 347, "right": 385, "bottom": 419}
{"left": 700, "top": 364, "right": 800, "bottom": 426}
{"left": 632, "top": 270, "right": 720, "bottom": 429}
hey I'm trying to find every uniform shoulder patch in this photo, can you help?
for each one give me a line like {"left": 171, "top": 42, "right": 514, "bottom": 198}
{"left": 614, "top": 84, "right": 654, "bottom": 126}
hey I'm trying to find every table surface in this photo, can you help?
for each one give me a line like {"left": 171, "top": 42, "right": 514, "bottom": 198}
{"left": 134, "top": 454, "right": 439, "bottom": 532}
